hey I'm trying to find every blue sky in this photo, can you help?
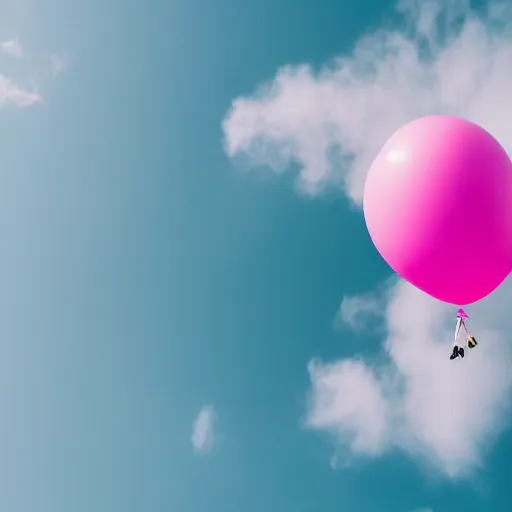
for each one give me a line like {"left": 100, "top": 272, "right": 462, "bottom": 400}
{"left": 1, "top": 0, "right": 512, "bottom": 511}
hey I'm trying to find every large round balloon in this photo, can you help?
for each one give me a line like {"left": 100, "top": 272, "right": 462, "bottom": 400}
{"left": 363, "top": 115, "right": 512, "bottom": 305}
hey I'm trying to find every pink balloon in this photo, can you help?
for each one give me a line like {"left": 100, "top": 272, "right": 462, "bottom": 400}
{"left": 363, "top": 115, "right": 512, "bottom": 305}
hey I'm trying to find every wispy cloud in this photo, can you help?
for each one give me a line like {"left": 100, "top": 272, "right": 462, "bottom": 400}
{"left": 191, "top": 405, "right": 216, "bottom": 454}
{"left": 222, "top": 0, "right": 512, "bottom": 478}
{"left": 1, "top": 39, "right": 23, "bottom": 59}
{"left": 0, "top": 37, "right": 42, "bottom": 107}
{"left": 335, "top": 287, "right": 387, "bottom": 334}
{"left": 0, "top": 75, "right": 40, "bottom": 107}
{"left": 223, "top": 0, "right": 512, "bottom": 202}
{"left": 50, "top": 53, "right": 66, "bottom": 76}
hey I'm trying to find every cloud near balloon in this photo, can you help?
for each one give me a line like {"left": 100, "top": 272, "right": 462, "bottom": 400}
{"left": 222, "top": 0, "right": 512, "bottom": 204}
{"left": 222, "top": 0, "right": 512, "bottom": 477}
{"left": 308, "top": 278, "right": 512, "bottom": 478}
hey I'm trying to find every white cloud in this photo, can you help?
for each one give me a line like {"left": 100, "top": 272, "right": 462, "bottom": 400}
{"left": 222, "top": 0, "right": 512, "bottom": 202}
{"left": 335, "top": 286, "right": 387, "bottom": 334}
{"left": 0, "top": 75, "right": 40, "bottom": 107}
{"left": 191, "top": 405, "right": 216, "bottom": 454}
{"left": 50, "top": 53, "right": 66, "bottom": 76}
{"left": 0, "top": 38, "right": 41, "bottom": 107}
{"left": 307, "top": 276, "right": 512, "bottom": 478}
{"left": 1, "top": 39, "right": 23, "bottom": 59}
